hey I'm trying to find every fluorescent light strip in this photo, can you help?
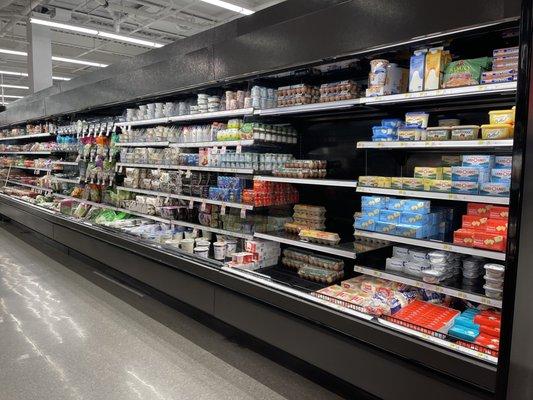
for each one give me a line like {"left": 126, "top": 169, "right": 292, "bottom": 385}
{"left": 199, "top": 0, "right": 254, "bottom": 15}
{"left": 0, "top": 95, "right": 24, "bottom": 99}
{"left": 0, "top": 48, "right": 107, "bottom": 68}
{"left": 0, "top": 84, "right": 29, "bottom": 89}
{"left": 30, "top": 18, "right": 164, "bottom": 48}
{"left": 0, "top": 69, "right": 70, "bottom": 81}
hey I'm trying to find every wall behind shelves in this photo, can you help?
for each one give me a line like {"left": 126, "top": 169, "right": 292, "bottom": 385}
{"left": 0, "top": 0, "right": 521, "bottom": 126}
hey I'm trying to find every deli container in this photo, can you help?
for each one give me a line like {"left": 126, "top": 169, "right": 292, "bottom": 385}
{"left": 481, "top": 124, "right": 513, "bottom": 139}
{"left": 450, "top": 125, "right": 480, "bottom": 140}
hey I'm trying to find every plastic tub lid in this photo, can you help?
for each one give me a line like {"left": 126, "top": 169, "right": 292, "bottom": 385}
{"left": 483, "top": 284, "right": 503, "bottom": 293}
{"left": 484, "top": 263, "right": 505, "bottom": 272}
{"left": 451, "top": 125, "right": 480, "bottom": 129}
{"left": 426, "top": 126, "right": 452, "bottom": 131}
{"left": 481, "top": 123, "right": 513, "bottom": 128}
{"left": 484, "top": 274, "right": 504, "bottom": 283}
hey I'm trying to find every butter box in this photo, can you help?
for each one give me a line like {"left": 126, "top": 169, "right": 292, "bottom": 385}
{"left": 479, "top": 182, "right": 510, "bottom": 197}
{"left": 425, "top": 179, "right": 452, "bottom": 193}
{"left": 491, "top": 168, "right": 511, "bottom": 183}
{"left": 452, "top": 181, "right": 479, "bottom": 194}
{"left": 402, "top": 199, "right": 431, "bottom": 214}
{"left": 375, "top": 221, "right": 397, "bottom": 234}
{"left": 453, "top": 228, "right": 476, "bottom": 247}
{"left": 358, "top": 176, "right": 381, "bottom": 187}
{"left": 386, "top": 198, "right": 407, "bottom": 211}
{"left": 354, "top": 217, "right": 376, "bottom": 231}
{"left": 461, "top": 155, "right": 495, "bottom": 169}
{"left": 398, "top": 127, "right": 424, "bottom": 141}
{"left": 452, "top": 166, "right": 489, "bottom": 183}
{"left": 462, "top": 215, "right": 489, "bottom": 230}
{"left": 376, "top": 177, "right": 392, "bottom": 188}
{"left": 442, "top": 167, "right": 452, "bottom": 180}
{"left": 396, "top": 224, "right": 426, "bottom": 238}
{"left": 391, "top": 177, "right": 404, "bottom": 189}
{"left": 473, "top": 231, "right": 506, "bottom": 252}
{"left": 400, "top": 212, "right": 429, "bottom": 226}
{"left": 361, "top": 207, "right": 380, "bottom": 218}
{"left": 489, "top": 206, "right": 509, "bottom": 219}
{"left": 414, "top": 166, "right": 443, "bottom": 180}
{"left": 402, "top": 177, "right": 425, "bottom": 190}
{"left": 379, "top": 210, "right": 401, "bottom": 223}
{"left": 485, "top": 218, "right": 508, "bottom": 234}
{"left": 362, "top": 196, "right": 386, "bottom": 208}
{"left": 467, "top": 203, "right": 493, "bottom": 217}
{"left": 495, "top": 156, "right": 512, "bottom": 169}
{"left": 442, "top": 155, "right": 462, "bottom": 166}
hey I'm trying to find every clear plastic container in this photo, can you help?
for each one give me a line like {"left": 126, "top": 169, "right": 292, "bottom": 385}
{"left": 298, "top": 265, "right": 344, "bottom": 283}
{"left": 422, "top": 269, "right": 447, "bottom": 283}
{"left": 484, "top": 284, "right": 503, "bottom": 299}
{"left": 484, "top": 263, "right": 505, "bottom": 280}
{"left": 484, "top": 274, "right": 504, "bottom": 289}
{"left": 298, "top": 229, "right": 341, "bottom": 246}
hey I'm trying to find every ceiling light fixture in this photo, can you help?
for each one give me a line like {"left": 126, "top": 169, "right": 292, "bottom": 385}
{"left": 199, "top": 0, "right": 254, "bottom": 15}
{"left": 30, "top": 18, "right": 164, "bottom": 48}
{"left": 0, "top": 69, "right": 71, "bottom": 81}
{"left": 0, "top": 94, "right": 24, "bottom": 99}
{"left": 0, "top": 84, "right": 29, "bottom": 89}
{"left": 0, "top": 48, "right": 108, "bottom": 68}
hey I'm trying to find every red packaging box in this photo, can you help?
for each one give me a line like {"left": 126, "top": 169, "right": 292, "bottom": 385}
{"left": 474, "top": 313, "right": 501, "bottom": 329}
{"left": 472, "top": 231, "right": 506, "bottom": 251}
{"left": 475, "top": 334, "right": 500, "bottom": 351}
{"left": 480, "top": 325, "right": 501, "bottom": 337}
{"left": 467, "top": 203, "right": 493, "bottom": 217}
{"left": 462, "top": 215, "right": 488, "bottom": 230}
{"left": 453, "top": 228, "right": 476, "bottom": 247}
{"left": 485, "top": 218, "right": 508, "bottom": 234}
{"left": 489, "top": 206, "right": 509, "bottom": 220}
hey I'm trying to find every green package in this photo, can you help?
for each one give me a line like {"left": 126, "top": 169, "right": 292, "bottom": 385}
{"left": 442, "top": 57, "right": 492, "bottom": 88}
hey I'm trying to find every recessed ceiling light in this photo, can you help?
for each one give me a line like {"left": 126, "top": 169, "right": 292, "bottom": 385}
{"left": 199, "top": 0, "right": 254, "bottom": 15}
{"left": 51, "top": 56, "right": 108, "bottom": 68}
{"left": 0, "top": 94, "right": 24, "bottom": 99}
{"left": 30, "top": 18, "right": 164, "bottom": 48}
{"left": 0, "top": 84, "right": 29, "bottom": 89}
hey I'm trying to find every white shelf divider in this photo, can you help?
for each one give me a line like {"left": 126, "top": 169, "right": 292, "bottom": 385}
{"left": 169, "top": 139, "right": 256, "bottom": 148}
{"left": 353, "top": 229, "right": 506, "bottom": 261}
{"left": 254, "top": 175, "right": 358, "bottom": 188}
{"left": 356, "top": 186, "right": 509, "bottom": 205}
{"left": 116, "top": 162, "right": 256, "bottom": 174}
{"left": 0, "top": 133, "right": 51, "bottom": 142}
{"left": 357, "top": 139, "right": 513, "bottom": 149}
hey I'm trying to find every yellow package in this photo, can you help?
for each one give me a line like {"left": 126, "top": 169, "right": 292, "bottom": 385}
{"left": 402, "top": 177, "right": 424, "bottom": 190}
{"left": 376, "top": 177, "right": 392, "bottom": 188}
{"left": 424, "top": 47, "right": 451, "bottom": 91}
{"left": 489, "top": 108, "right": 515, "bottom": 125}
{"left": 358, "top": 176, "right": 380, "bottom": 187}
{"left": 425, "top": 179, "right": 452, "bottom": 193}
{"left": 414, "top": 166, "right": 443, "bottom": 180}
{"left": 442, "top": 167, "right": 452, "bottom": 180}
{"left": 391, "top": 177, "right": 403, "bottom": 189}
{"left": 481, "top": 124, "right": 513, "bottom": 140}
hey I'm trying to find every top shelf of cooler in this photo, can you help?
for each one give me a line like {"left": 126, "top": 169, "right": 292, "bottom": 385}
{"left": 113, "top": 82, "right": 517, "bottom": 128}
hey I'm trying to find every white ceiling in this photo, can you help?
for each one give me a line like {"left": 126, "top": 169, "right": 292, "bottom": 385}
{"left": 0, "top": 0, "right": 286, "bottom": 100}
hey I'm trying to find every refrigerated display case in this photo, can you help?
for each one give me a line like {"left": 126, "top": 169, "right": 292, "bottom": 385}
{"left": 0, "top": 1, "right": 532, "bottom": 399}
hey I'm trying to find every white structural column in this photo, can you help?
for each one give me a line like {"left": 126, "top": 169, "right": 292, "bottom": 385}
{"left": 26, "top": 13, "right": 53, "bottom": 93}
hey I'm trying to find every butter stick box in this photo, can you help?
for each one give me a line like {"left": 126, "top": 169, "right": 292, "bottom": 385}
{"left": 354, "top": 217, "right": 376, "bottom": 231}
{"left": 414, "top": 167, "right": 443, "bottom": 180}
{"left": 491, "top": 168, "right": 511, "bottom": 184}
{"left": 495, "top": 156, "right": 512, "bottom": 169}
{"left": 452, "top": 181, "right": 479, "bottom": 194}
{"left": 480, "top": 182, "right": 510, "bottom": 197}
{"left": 442, "top": 167, "right": 452, "bottom": 180}
{"left": 391, "top": 177, "right": 404, "bottom": 189}
{"left": 402, "top": 177, "right": 425, "bottom": 191}
{"left": 452, "top": 166, "right": 490, "bottom": 183}
{"left": 442, "top": 155, "right": 462, "bottom": 166}
{"left": 461, "top": 155, "right": 494, "bottom": 169}
{"left": 379, "top": 210, "right": 401, "bottom": 223}
{"left": 425, "top": 179, "right": 452, "bottom": 193}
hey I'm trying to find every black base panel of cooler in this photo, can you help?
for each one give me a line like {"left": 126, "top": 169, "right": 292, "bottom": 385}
{"left": 0, "top": 195, "right": 497, "bottom": 400}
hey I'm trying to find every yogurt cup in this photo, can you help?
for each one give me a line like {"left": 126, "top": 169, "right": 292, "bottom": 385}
{"left": 194, "top": 246, "right": 209, "bottom": 258}
{"left": 225, "top": 240, "right": 238, "bottom": 258}
{"left": 180, "top": 238, "right": 195, "bottom": 253}
{"left": 213, "top": 242, "right": 226, "bottom": 260}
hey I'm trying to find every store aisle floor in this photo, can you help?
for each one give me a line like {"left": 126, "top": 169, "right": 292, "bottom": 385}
{"left": 0, "top": 225, "right": 344, "bottom": 400}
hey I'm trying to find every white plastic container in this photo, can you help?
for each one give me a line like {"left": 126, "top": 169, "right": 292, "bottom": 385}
{"left": 213, "top": 242, "right": 226, "bottom": 260}
{"left": 484, "top": 284, "right": 503, "bottom": 299}
{"left": 484, "top": 274, "right": 504, "bottom": 289}
{"left": 484, "top": 263, "right": 505, "bottom": 280}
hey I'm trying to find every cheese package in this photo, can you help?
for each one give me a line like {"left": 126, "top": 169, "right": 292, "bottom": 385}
{"left": 414, "top": 166, "right": 443, "bottom": 180}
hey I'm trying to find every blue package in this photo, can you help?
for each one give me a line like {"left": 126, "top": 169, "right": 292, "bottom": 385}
{"left": 490, "top": 168, "right": 512, "bottom": 184}
{"left": 381, "top": 119, "right": 403, "bottom": 128}
{"left": 354, "top": 217, "right": 376, "bottom": 231}
{"left": 372, "top": 126, "right": 395, "bottom": 136}
{"left": 451, "top": 166, "right": 490, "bottom": 183}
{"left": 379, "top": 210, "right": 401, "bottom": 223}
{"left": 461, "top": 155, "right": 494, "bottom": 169}
{"left": 375, "top": 221, "right": 397, "bottom": 234}
{"left": 361, "top": 206, "right": 381, "bottom": 218}
{"left": 395, "top": 224, "right": 426, "bottom": 238}
{"left": 402, "top": 199, "right": 431, "bottom": 214}
{"left": 386, "top": 198, "right": 407, "bottom": 211}
{"left": 479, "top": 182, "right": 510, "bottom": 197}
{"left": 361, "top": 196, "right": 387, "bottom": 208}
{"left": 448, "top": 325, "right": 479, "bottom": 342}
{"left": 400, "top": 212, "right": 429, "bottom": 226}
{"left": 495, "top": 156, "right": 512, "bottom": 169}
{"left": 454, "top": 316, "right": 480, "bottom": 330}
{"left": 428, "top": 211, "right": 443, "bottom": 225}
{"left": 451, "top": 181, "right": 479, "bottom": 194}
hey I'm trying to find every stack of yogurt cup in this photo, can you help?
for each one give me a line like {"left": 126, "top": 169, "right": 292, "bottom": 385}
{"left": 483, "top": 263, "right": 505, "bottom": 299}
{"left": 207, "top": 96, "right": 221, "bottom": 112}
{"left": 197, "top": 93, "right": 209, "bottom": 113}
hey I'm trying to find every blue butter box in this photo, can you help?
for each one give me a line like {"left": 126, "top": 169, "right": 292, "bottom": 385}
{"left": 375, "top": 221, "right": 397, "bottom": 234}
{"left": 461, "top": 155, "right": 494, "bottom": 168}
{"left": 379, "top": 210, "right": 401, "bottom": 223}
{"left": 402, "top": 199, "right": 431, "bottom": 214}
{"left": 479, "top": 182, "right": 510, "bottom": 197}
{"left": 495, "top": 156, "right": 512, "bottom": 169}
{"left": 386, "top": 198, "right": 407, "bottom": 211}
{"left": 490, "top": 168, "right": 511, "bottom": 183}
{"left": 395, "top": 224, "right": 427, "bottom": 238}
{"left": 400, "top": 212, "right": 429, "bottom": 226}
{"left": 354, "top": 217, "right": 376, "bottom": 231}
{"left": 361, "top": 196, "right": 387, "bottom": 208}
{"left": 451, "top": 181, "right": 479, "bottom": 194}
{"left": 361, "top": 206, "right": 381, "bottom": 218}
{"left": 452, "top": 166, "right": 489, "bottom": 183}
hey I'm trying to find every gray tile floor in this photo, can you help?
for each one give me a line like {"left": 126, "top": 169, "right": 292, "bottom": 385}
{"left": 0, "top": 225, "right": 344, "bottom": 400}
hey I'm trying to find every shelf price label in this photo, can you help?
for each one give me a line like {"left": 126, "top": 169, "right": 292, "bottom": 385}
{"left": 220, "top": 205, "right": 226, "bottom": 215}
{"left": 188, "top": 200, "right": 194, "bottom": 209}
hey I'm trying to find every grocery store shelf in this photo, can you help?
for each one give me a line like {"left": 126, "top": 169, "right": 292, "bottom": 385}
{"left": 257, "top": 99, "right": 363, "bottom": 116}
{"left": 115, "top": 108, "right": 255, "bottom": 127}
{"left": 170, "top": 220, "right": 253, "bottom": 240}
{"left": 1, "top": 165, "right": 51, "bottom": 172}
{"left": 116, "top": 162, "right": 256, "bottom": 174}
{"left": 4, "top": 180, "right": 52, "bottom": 192}
{"left": 356, "top": 186, "right": 509, "bottom": 205}
{"left": 254, "top": 175, "right": 358, "bottom": 188}
{"left": 254, "top": 231, "right": 359, "bottom": 258}
{"left": 353, "top": 229, "right": 506, "bottom": 261}
{"left": 353, "top": 265, "right": 502, "bottom": 308}
{"left": 115, "top": 141, "right": 170, "bottom": 147}
{"left": 51, "top": 161, "right": 79, "bottom": 166}
{"left": 377, "top": 318, "right": 498, "bottom": 365}
{"left": 0, "top": 133, "right": 51, "bottom": 142}
{"left": 356, "top": 139, "right": 514, "bottom": 149}
{"left": 363, "top": 81, "right": 516, "bottom": 105}
{"left": 116, "top": 186, "right": 254, "bottom": 210}
{"left": 52, "top": 177, "right": 79, "bottom": 184}
{"left": 0, "top": 151, "right": 52, "bottom": 155}
{"left": 169, "top": 139, "right": 256, "bottom": 148}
